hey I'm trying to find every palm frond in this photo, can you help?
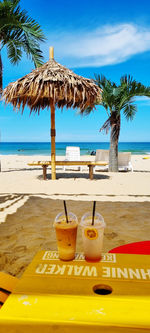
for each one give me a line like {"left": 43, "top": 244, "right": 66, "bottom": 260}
{"left": 0, "top": 0, "right": 45, "bottom": 67}
{"left": 21, "top": 33, "right": 44, "bottom": 67}
{"left": 81, "top": 73, "right": 150, "bottom": 145}
{"left": 6, "top": 39, "right": 22, "bottom": 63}
{"left": 123, "top": 102, "right": 137, "bottom": 121}
{"left": 100, "top": 116, "right": 111, "bottom": 134}
{"left": 80, "top": 105, "right": 94, "bottom": 115}
{"left": 130, "top": 82, "right": 150, "bottom": 98}
{"left": 120, "top": 74, "right": 133, "bottom": 86}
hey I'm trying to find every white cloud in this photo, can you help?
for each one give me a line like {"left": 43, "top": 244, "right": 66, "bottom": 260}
{"left": 135, "top": 96, "right": 150, "bottom": 101}
{"left": 135, "top": 96, "right": 150, "bottom": 106}
{"left": 46, "top": 23, "right": 150, "bottom": 67}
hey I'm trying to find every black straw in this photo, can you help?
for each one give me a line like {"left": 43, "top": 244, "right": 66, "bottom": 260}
{"left": 63, "top": 201, "right": 68, "bottom": 223}
{"left": 92, "top": 201, "right": 96, "bottom": 225}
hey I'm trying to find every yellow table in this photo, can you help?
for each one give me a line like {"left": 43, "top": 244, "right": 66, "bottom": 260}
{"left": 0, "top": 251, "right": 150, "bottom": 332}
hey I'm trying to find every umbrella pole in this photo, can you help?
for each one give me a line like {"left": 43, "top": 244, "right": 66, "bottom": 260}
{"left": 51, "top": 103, "right": 56, "bottom": 180}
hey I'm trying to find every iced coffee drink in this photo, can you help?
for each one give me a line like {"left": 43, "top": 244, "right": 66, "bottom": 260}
{"left": 80, "top": 212, "right": 106, "bottom": 262}
{"left": 54, "top": 212, "right": 78, "bottom": 261}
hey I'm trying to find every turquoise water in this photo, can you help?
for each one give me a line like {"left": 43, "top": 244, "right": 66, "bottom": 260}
{"left": 0, "top": 142, "right": 150, "bottom": 155}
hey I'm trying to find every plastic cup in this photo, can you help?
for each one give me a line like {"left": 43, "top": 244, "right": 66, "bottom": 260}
{"left": 80, "top": 212, "right": 106, "bottom": 262}
{"left": 54, "top": 212, "right": 78, "bottom": 261}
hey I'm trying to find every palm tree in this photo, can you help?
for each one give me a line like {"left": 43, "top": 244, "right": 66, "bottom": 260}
{"left": 0, "top": 0, "right": 45, "bottom": 95}
{"left": 84, "top": 75, "right": 150, "bottom": 172}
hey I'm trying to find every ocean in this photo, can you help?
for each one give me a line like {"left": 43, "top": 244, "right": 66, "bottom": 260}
{"left": 0, "top": 142, "right": 150, "bottom": 156}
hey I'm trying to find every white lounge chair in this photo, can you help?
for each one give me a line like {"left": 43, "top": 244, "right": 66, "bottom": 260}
{"left": 94, "top": 150, "right": 133, "bottom": 172}
{"left": 94, "top": 149, "right": 109, "bottom": 171}
{"left": 118, "top": 152, "right": 133, "bottom": 172}
{"left": 63, "top": 146, "right": 83, "bottom": 171}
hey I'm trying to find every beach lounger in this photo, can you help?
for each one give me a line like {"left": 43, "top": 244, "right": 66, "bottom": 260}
{"left": 118, "top": 152, "right": 133, "bottom": 172}
{"left": 94, "top": 149, "right": 109, "bottom": 171}
{"left": 0, "top": 272, "right": 19, "bottom": 308}
{"left": 94, "top": 150, "right": 133, "bottom": 172}
{"left": 63, "top": 146, "right": 83, "bottom": 171}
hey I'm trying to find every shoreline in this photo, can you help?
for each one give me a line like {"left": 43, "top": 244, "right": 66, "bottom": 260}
{"left": 0, "top": 152, "right": 150, "bottom": 162}
{"left": 1, "top": 142, "right": 150, "bottom": 156}
{"left": 0, "top": 150, "right": 150, "bottom": 156}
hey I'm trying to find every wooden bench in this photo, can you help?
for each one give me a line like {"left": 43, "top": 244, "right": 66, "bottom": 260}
{"left": 28, "top": 161, "right": 108, "bottom": 180}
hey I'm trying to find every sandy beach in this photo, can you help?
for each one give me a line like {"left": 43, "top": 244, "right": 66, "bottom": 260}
{"left": 0, "top": 154, "right": 150, "bottom": 278}
{"left": 0, "top": 154, "right": 150, "bottom": 199}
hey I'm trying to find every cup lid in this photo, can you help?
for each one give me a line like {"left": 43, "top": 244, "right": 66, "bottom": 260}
{"left": 80, "top": 212, "right": 106, "bottom": 228}
{"left": 54, "top": 211, "right": 78, "bottom": 226}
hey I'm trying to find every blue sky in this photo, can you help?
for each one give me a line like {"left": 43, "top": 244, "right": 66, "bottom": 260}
{"left": 1, "top": 0, "right": 150, "bottom": 142}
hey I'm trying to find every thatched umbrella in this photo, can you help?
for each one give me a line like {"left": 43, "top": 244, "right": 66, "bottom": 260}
{"left": 2, "top": 47, "right": 102, "bottom": 179}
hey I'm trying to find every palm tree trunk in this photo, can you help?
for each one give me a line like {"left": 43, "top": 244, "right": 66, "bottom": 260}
{"left": 0, "top": 51, "right": 2, "bottom": 96}
{"left": 109, "top": 112, "right": 120, "bottom": 172}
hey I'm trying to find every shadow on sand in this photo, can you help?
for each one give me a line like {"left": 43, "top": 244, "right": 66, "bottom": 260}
{"left": 2, "top": 167, "right": 110, "bottom": 180}
{"left": 38, "top": 172, "right": 110, "bottom": 180}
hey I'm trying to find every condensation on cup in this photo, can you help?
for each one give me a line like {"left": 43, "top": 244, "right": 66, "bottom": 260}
{"left": 80, "top": 212, "right": 106, "bottom": 262}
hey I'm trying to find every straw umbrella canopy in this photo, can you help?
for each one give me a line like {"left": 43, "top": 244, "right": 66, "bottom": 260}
{"left": 2, "top": 47, "right": 102, "bottom": 179}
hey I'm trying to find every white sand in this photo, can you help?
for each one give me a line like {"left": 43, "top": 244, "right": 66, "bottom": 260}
{"left": 0, "top": 153, "right": 150, "bottom": 224}
{"left": 0, "top": 154, "right": 150, "bottom": 277}
{"left": 0, "top": 154, "right": 150, "bottom": 201}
